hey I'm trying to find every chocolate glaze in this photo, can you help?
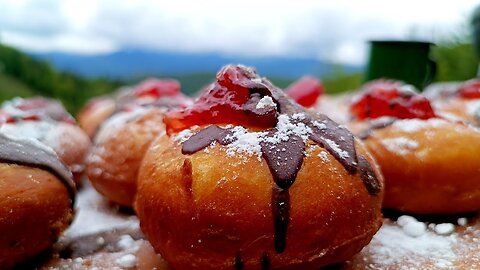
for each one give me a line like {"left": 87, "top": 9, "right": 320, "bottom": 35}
{"left": 308, "top": 114, "right": 358, "bottom": 174}
{"left": 182, "top": 125, "right": 230, "bottom": 154}
{"left": 357, "top": 117, "right": 396, "bottom": 140}
{"left": 179, "top": 67, "right": 380, "bottom": 264}
{"left": 234, "top": 251, "right": 244, "bottom": 270}
{"left": 260, "top": 133, "right": 305, "bottom": 190}
{"left": 260, "top": 253, "right": 270, "bottom": 270}
{"left": 271, "top": 187, "right": 290, "bottom": 253}
{"left": 358, "top": 155, "right": 382, "bottom": 195}
{"left": 243, "top": 93, "right": 277, "bottom": 126}
{"left": 0, "top": 133, "right": 76, "bottom": 207}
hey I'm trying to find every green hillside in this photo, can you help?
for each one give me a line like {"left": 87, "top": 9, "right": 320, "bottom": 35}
{"left": 0, "top": 72, "right": 36, "bottom": 101}
{"left": 0, "top": 43, "right": 119, "bottom": 113}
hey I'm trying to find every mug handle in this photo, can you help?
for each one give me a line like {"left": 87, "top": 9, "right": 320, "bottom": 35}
{"left": 424, "top": 58, "right": 437, "bottom": 87}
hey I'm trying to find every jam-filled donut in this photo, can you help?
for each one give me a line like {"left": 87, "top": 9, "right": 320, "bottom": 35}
{"left": 78, "top": 78, "right": 190, "bottom": 139}
{"left": 136, "top": 65, "right": 384, "bottom": 270}
{"left": 349, "top": 80, "right": 480, "bottom": 214}
{"left": 0, "top": 97, "right": 91, "bottom": 184}
{"left": 86, "top": 80, "right": 191, "bottom": 207}
{"left": 87, "top": 108, "right": 166, "bottom": 207}
{"left": 0, "top": 133, "right": 75, "bottom": 269}
{"left": 426, "top": 79, "right": 480, "bottom": 125}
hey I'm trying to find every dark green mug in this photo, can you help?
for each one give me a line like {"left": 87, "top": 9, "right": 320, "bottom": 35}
{"left": 365, "top": 40, "right": 436, "bottom": 90}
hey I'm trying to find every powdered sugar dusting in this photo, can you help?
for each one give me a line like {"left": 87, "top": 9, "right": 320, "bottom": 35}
{"left": 392, "top": 118, "right": 447, "bottom": 133}
{"left": 256, "top": 96, "right": 276, "bottom": 109}
{"left": 318, "top": 150, "right": 329, "bottom": 162}
{"left": 370, "top": 220, "right": 457, "bottom": 269}
{"left": 380, "top": 137, "right": 419, "bottom": 156}
{"left": 95, "top": 108, "right": 147, "bottom": 144}
{"left": 224, "top": 126, "right": 266, "bottom": 159}
{"left": 173, "top": 129, "right": 195, "bottom": 143}
{"left": 64, "top": 182, "right": 139, "bottom": 238}
{"left": 177, "top": 114, "right": 354, "bottom": 166}
{"left": 263, "top": 114, "right": 312, "bottom": 144}
{"left": 324, "top": 138, "right": 349, "bottom": 159}
{"left": 312, "top": 121, "right": 327, "bottom": 130}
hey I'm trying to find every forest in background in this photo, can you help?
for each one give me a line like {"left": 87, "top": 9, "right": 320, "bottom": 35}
{"left": 0, "top": 36, "right": 478, "bottom": 114}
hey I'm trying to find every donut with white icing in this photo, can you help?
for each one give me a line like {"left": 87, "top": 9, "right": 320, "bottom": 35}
{"left": 0, "top": 97, "right": 91, "bottom": 185}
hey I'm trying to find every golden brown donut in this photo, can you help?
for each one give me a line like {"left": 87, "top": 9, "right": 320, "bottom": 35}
{"left": 136, "top": 64, "right": 384, "bottom": 269}
{"left": 78, "top": 97, "right": 117, "bottom": 138}
{"left": 0, "top": 134, "right": 75, "bottom": 269}
{"left": 137, "top": 131, "right": 383, "bottom": 270}
{"left": 87, "top": 108, "right": 166, "bottom": 207}
{"left": 355, "top": 118, "right": 480, "bottom": 214}
{"left": 0, "top": 121, "right": 91, "bottom": 185}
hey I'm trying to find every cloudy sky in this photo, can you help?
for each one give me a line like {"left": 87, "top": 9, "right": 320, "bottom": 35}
{"left": 0, "top": 0, "right": 478, "bottom": 65}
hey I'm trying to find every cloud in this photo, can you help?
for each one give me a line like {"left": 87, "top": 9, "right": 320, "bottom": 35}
{"left": 0, "top": 0, "right": 478, "bottom": 65}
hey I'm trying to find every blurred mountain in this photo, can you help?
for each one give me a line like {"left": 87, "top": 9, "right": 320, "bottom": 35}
{"left": 31, "top": 49, "right": 362, "bottom": 79}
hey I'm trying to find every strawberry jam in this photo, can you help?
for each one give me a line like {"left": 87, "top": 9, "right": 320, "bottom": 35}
{"left": 134, "top": 78, "right": 181, "bottom": 98}
{"left": 350, "top": 80, "right": 436, "bottom": 120}
{"left": 285, "top": 76, "right": 323, "bottom": 107}
{"left": 164, "top": 65, "right": 278, "bottom": 133}
{"left": 458, "top": 79, "right": 480, "bottom": 99}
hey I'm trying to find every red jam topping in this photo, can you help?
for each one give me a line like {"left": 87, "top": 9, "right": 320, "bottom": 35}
{"left": 164, "top": 65, "right": 277, "bottom": 133}
{"left": 285, "top": 76, "right": 324, "bottom": 107}
{"left": 134, "top": 78, "right": 181, "bottom": 98}
{"left": 0, "top": 111, "right": 42, "bottom": 125}
{"left": 458, "top": 79, "right": 480, "bottom": 99}
{"left": 3, "top": 97, "right": 75, "bottom": 124}
{"left": 350, "top": 80, "right": 436, "bottom": 120}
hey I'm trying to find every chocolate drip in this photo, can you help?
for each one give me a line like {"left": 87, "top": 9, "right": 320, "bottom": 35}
{"left": 260, "top": 133, "right": 305, "bottom": 189}
{"left": 260, "top": 252, "right": 270, "bottom": 270}
{"left": 307, "top": 114, "right": 358, "bottom": 174}
{"left": 0, "top": 134, "right": 76, "bottom": 207}
{"left": 182, "top": 125, "right": 230, "bottom": 154}
{"left": 234, "top": 251, "right": 244, "bottom": 270}
{"left": 260, "top": 133, "right": 304, "bottom": 253}
{"left": 357, "top": 155, "right": 381, "bottom": 195}
{"left": 357, "top": 117, "right": 396, "bottom": 140}
{"left": 271, "top": 187, "right": 290, "bottom": 253}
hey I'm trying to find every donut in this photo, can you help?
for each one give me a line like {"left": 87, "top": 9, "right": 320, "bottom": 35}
{"left": 78, "top": 96, "right": 117, "bottom": 138}
{"left": 78, "top": 78, "right": 191, "bottom": 139}
{"left": 426, "top": 79, "right": 480, "bottom": 125}
{"left": 0, "top": 133, "right": 75, "bottom": 269}
{"left": 87, "top": 108, "right": 166, "bottom": 207}
{"left": 136, "top": 65, "right": 384, "bottom": 270}
{"left": 85, "top": 78, "right": 192, "bottom": 207}
{"left": 348, "top": 80, "right": 480, "bottom": 214}
{"left": 0, "top": 97, "right": 91, "bottom": 185}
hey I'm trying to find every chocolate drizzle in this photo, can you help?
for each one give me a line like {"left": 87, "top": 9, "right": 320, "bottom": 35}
{"left": 179, "top": 66, "right": 381, "bottom": 262}
{"left": 234, "top": 251, "right": 244, "bottom": 270}
{"left": 0, "top": 133, "right": 76, "bottom": 207}
{"left": 182, "top": 125, "right": 230, "bottom": 154}
{"left": 308, "top": 114, "right": 358, "bottom": 174}
{"left": 357, "top": 155, "right": 382, "bottom": 195}
{"left": 357, "top": 117, "right": 396, "bottom": 140}
{"left": 260, "top": 253, "right": 270, "bottom": 270}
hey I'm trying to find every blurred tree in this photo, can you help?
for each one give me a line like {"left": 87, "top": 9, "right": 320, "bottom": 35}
{"left": 432, "top": 42, "right": 478, "bottom": 82}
